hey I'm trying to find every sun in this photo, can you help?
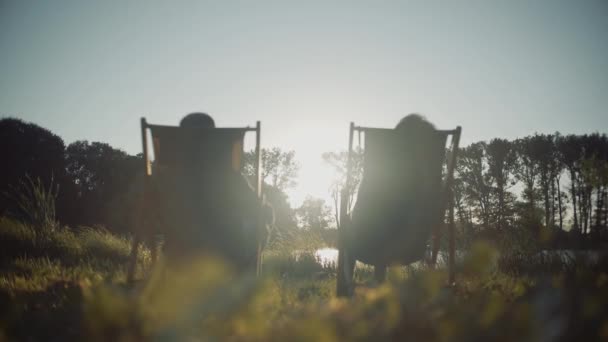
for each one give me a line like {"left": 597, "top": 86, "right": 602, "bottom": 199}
{"left": 286, "top": 151, "right": 338, "bottom": 208}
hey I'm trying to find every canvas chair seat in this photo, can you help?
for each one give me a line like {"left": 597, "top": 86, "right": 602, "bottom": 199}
{"left": 126, "top": 120, "right": 265, "bottom": 274}
{"left": 148, "top": 125, "right": 245, "bottom": 174}
{"left": 335, "top": 121, "right": 460, "bottom": 296}
{"left": 146, "top": 125, "right": 259, "bottom": 262}
{"left": 345, "top": 129, "right": 447, "bottom": 266}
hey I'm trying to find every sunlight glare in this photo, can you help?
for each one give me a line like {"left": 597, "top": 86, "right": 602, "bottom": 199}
{"left": 315, "top": 247, "right": 339, "bottom": 265}
{"left": 287, "top": 152, "right": 337, "bottom": 208}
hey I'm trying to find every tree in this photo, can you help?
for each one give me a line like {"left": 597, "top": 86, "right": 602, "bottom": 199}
{"left": 456, "top": 142, "right": 492, "bottom": 227}
{"left": 242, "top": 148, "right": 300, "bottom": 244}
{"left": 577, "top": 133, "right": 608, "bottom": 235}
{"left": 485, "top": 138, "right": 518, "bottom": 230}
{"left": 296, "top": 196, "right": 334, "bottom": 232}
{"left": 263, "top": 184, "right": 298, "bottom": 245}
{"left": 322, "top": 148, "right": 364, "bottom": 228}
{"left": 518, "top": 134, "right": 563, "bottom": 229}
{"left": 243, "top": 148, "right": 299, "bottom": 192}
{"left": 0, "top": 118, "right": 67, "bottom": 222}
{"left": 557, "top": 134, "right": 583, "bottom": 232}
{"left": 513, "top": 136, "right": 543, "bottom": 233}
{"left": 65, "top": 140, "right": 140, "bottom": 228}
{"left": 452, "top": 176, "right": 472, "bottom": 225}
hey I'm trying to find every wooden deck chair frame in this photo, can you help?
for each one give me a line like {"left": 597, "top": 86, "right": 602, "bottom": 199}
{"left": 127, "top": 118, "right": 264, "bottom": 282}
{"left": 336, "top": 122, "right": 461, "bottom": 297}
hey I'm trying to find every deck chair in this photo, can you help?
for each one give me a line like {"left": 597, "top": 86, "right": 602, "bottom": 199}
{"left": 127, "top": 118, "right": 264, "bottom": 282}
{"left": 336, "top": 122, "right": 461, "bottom": 297}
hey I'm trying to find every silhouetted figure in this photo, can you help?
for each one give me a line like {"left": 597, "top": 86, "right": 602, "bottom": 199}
{"left": 395, "top": 113, "right": 435, "bottom": 134}
{"left": 179, "top": 112, "right": 216, "bottom": 128}
{"left": 344, "top": 114, "right": 447, "bottom": 282}
{"left": 129, "top": 113, "right": 272, "bottom": 277}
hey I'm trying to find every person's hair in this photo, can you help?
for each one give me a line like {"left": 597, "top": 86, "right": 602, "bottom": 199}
{"left": 179, "top": 112, "right": 215, "bottom": 128}
{"left": 395, "top": 113, "right": 435, "bottom": 133}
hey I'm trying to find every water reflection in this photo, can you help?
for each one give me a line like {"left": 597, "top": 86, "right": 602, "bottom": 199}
{"left": 309, "top": 247, "right": 446, "bottom": 267}
{"left": 315, "top": 248, "right": 339, "bottom": 265}
{"left": 303, "top": 248, "right": 606, "bottom": 269}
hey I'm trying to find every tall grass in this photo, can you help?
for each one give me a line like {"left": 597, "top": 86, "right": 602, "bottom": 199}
{"left": 77, "top": 246, "right": 608, "bottom": 341}
{"left": 0, "top": 218, "right": 139, "bottom": 262}
{"left": 1, "top": 221, "right": 608, "bottom": 340}
{"left": 3, "top": 175, "right": 59, "bottom": 231}
{"left": 1, "top": 185, "right": 607, "bottom": 342}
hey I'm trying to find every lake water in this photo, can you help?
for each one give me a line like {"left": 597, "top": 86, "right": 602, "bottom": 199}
{"left": 307, "top": 247, "right": 450, "bottom": 266}
{"left": 315, "top": 248, "right": 339, "bottom": 265}
{"left": 309, "top": 248, "right": 606, "bottom": 267}
{"left": 310, "top": 248, "right": 453, "bottom": 267}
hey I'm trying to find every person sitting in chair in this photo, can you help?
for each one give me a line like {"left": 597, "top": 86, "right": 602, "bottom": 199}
{"left": 160, "top": 112, "right": 273, "bottom": 270}
{"left": 347, "top": 113, "right": 443, "bottom": 267}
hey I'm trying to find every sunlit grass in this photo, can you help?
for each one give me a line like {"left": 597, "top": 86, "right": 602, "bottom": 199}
{"left": 1, "top": 218, "right": 608, "bottom": 340}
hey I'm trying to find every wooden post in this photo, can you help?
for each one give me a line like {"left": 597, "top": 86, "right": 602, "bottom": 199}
{"left": 254, "top": 121, "right": 263, "bottom": 276}
{"left": 337, "top": 122, "right": 355, "bottom": 297}
{"left": 141, "top": 118, "right": 151, "bottom": 176}
{"left": 447, "top": 127, "right": 461, "bottom": 285}
{"left": 374, "top": 264, "right": 386, "bottom": 284}
{"left": 127, "top": 118, "right": 149, "bottom": 283}
{"left": 345, "top": 123, "right": 355, "bottom": 209}
{"left": 431, "top": 134, "right": 449, "bottom": 267}
{"left": 431, "top": 128, "right": 461, "bottom": 268}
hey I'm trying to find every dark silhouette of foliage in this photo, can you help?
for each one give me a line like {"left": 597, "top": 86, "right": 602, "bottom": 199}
{"left": 457, "top": 142, "right": 493, "bottom": 228}
{"left": 65, "top": 140, "right": 141, "bottom": 230}
{"left": 557, "top": 134, "right": 583, "bottom": 232}
{"left": 0, "top": 117, "right": 606, "bottom": 249}
{"left": 485, "top": 138, "right": 518, "bottom": 230}
{"left": 513, "top": 136, "right": 544, "bottom": 234}
{"left": 0, "top": 117, "right": 67, "bottom": 223}
{"left": 451, "top": 132, "right": 608, "bottom": 249}
{"left": 4, "top": 175, "right": 59, "bottom": 231}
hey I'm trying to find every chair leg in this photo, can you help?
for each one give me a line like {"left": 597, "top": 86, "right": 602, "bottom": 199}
{"left": 337, "top": 247, "right": 355, "bottom": 297}
{"left": 448, "top": 202, "right": 456, "bottom": 285}
{"left": 430, "top": 221, "right": 444, "bottom": 268}
{"left": 337, "top": 247, "right": 348, "bottom": 297}
{"left": 256, "top": 241, "right": 263, "bottom": 276}
{"left": 345, "top": 252, "right": 355, "bottom": 293}
{"left": 374, "top": 264, "right": 386, "bottom": 283}
{"left": 149, "top": 235, "right": 158, "bottom": 271}
{"left": 127, "top": 236, "right": 140, "bottom": 283}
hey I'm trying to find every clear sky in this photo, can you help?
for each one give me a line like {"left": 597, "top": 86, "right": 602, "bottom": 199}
{"left": 1, "top": 0, "right": 607, "bottom": 206}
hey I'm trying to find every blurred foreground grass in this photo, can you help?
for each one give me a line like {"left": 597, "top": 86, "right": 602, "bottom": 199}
{"left": 1, "top": 218, "right": 608, "bottom": 341}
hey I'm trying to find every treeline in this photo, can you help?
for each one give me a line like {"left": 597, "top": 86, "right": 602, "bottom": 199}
{"left": 454, "top": 133, "right": 608, "bottom": 248}
{"left": 0, "top": 118, "right": 141, "bottom": 230}
{"left": 0, "top": 117, "right": 338, "bottom": 247}
{"left": 0, "top": 118, "right": 310, "bottom": 239}
{"left": 316, "top": 133, "right": 608, "bottom": 250}
{"left": 2, "top": 117, "right": 607, "bottom": 250}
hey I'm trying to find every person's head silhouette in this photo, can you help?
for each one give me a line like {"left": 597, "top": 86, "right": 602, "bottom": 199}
{"left": 395, "top": 113, "right": 435, "bottom": 133}
{"left": 180, "top": 112, "right": 215, "bottom": 128}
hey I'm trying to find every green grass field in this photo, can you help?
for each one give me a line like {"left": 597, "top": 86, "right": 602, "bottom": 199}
{"left": 1, "top": 218, "right": 607, "bottom": 341}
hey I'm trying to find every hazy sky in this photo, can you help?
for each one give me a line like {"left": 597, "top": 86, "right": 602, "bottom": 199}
{"left": 1, "top": 0, "right": 607, "bottom": 205}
